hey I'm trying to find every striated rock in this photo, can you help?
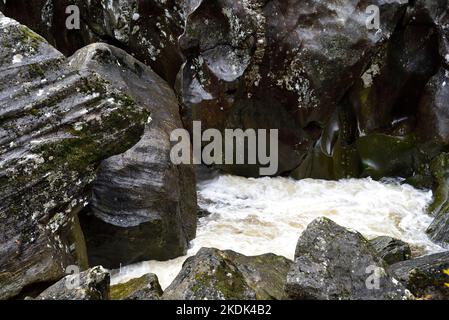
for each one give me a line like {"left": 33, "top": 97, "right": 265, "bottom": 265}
{"left": 163, "top": 248, "right": 292, "bottom": 300}
{"left": 72, "top": 43, "right": 197, "bottom": 268}
{"left": 389, "top": 251, "right": 449, "bottom": 300}
{"left": 370, "top": 236, "right": 411, "bottom": 265}
{"left": 0, "top": 14, "right": 148, "bottom": 299}
{"left": 35, "top": 266, "right": 110, "bottom": 300}
{"left": 285, "top": 217, "right": 412, "bottom": 300}
{"left": 110, "top": 273, "right": 163, "bottom": 300}
{"left": 1, "top": 0, "right": 186, "bottom": 85}
{"left": 177, "top": 0, "right": 408, "bottom": 176}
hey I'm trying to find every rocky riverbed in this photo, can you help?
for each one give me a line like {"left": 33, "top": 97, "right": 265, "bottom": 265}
{"left": 1, "top": 0, "right": 449, "bottom": 300}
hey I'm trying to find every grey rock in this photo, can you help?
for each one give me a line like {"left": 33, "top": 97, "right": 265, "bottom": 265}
{"left": 35, "top": 266, "right": 110, "bottom": 300}
{"left": 370, "top": 236, "right": 412, "bottom": 265}
{"left": 0, "top": 14, "right": 148, "bottom": 299}
{"left": 1, "top": 0, "right": 186, "bottom": 85}
{"left": 72, "top": 43, "right": 197, "bottom": 268}
{"left": 389, "top": 251, "right": 449, "bottom": 300}
{"left": 110, "top": 273, "right": 162, "bottom": 300}
{"left": 163, "top": 248, "right": 292, "bottom": 300}
{"left": 285, "top": 217, "right": 412, "bottom": 300}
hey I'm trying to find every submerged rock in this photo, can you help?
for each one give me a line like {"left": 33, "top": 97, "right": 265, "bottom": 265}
{"left": 72, "top": 43, "right": 197, "bottom": 268}
{"left": 389, "top": 251, "right": 449, "bottom": 300}
{"left": 369, "top": 236, "right": 412, "bottom": 265}
{"left": 35, "top": 266, "right": 110, "bottom": 300}
{"left": 163, "top": 248, "right": 292, "bottom": 300}
{"left": 110, "top": 273, "right": 163, "bottom": 300}
{"left": 0, "top": 14, "right": 149, "bottom": 299}
{"left": 285, "top": 217, "right": 412, "bottom": 300}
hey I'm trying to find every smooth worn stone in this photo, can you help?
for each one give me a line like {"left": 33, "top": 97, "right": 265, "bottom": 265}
{"left": 0, "top": 14, "right": 148, "bottom": 299}
{"left": 71, "top": 43, "right": 197, "bottom": 268}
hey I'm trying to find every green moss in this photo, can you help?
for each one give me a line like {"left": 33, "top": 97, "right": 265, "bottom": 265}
{"left": 28, "top": 63, "right": 46, "bottom": 78}
{"left": 18, "top": 25, "right": 45, "bottom": 50}
{"left": 111, "top": 276, "right": 149, "bottom": 300}
{"left": 356, "top": 134, "right": 417, "bottom": 179}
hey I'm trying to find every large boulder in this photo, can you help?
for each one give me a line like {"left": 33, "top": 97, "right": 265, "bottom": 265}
{"left": 72, "top": 43, "right": 197, "bottom": 268}
{"left": 1, "top": 0, "right": 186, "bottom": 85}
{"left": 177, "top": 0, "right": 408, "bottom": 176}
{"left": 110, "top": 273, "right": 163, "bottom": 300}
{"left": 389, "top": 251, "right": 449, "bottom": 300}
{"left": 370, "top": 236, "right": 412, "bottom": 265}
{"left": 163, "top": 248, "right": 292, "bottom": 300}
{"left": 0, "top": 14, "right": 149, "bottom": 299}
{"left": 35, "top": 266, "right": 110, "bottom": 300}
{"left": 285, "top": 217, "right": 412, "bottom": 300}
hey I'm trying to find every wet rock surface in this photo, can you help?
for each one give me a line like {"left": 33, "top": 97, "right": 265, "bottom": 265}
{"left": 110, "top": 273, "right": 163, "bottom": 300}
{"left": 72, "top": 43, "right": 197, "bottom": 268}
{"left": 163, "top": 248, "right": 292, "bottom": 300}
{"left": 1, "top": 0, "right": 449, "bottom": 301}
{"left": 285, "top": 218, "right": 412, "bottom": 300}
{"left": 0, "top": 0, "right": 186, "bottom": 85}
{"left": 35, "top": 266, "right": 110, "bottom": 300}
{"left": 370, "top": 236, "right": 412, "bottom": 265}
{"left": 0, "top": 14, "right": 148, "bottom": 299}
{"left": 177, "top": 0, "right": 408, "bottom": 176}
{"left": 389, "top": 251, "right": 449, "bottom": 300}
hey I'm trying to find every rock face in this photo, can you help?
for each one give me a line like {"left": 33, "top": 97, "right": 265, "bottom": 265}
{"left": 370, "top": 236, "right": 412, "bottom": 265}
{"left": 0, "top": 14, "right": 148, "bottom": 299}
{"left": 72, "top": 43, "right": 197, "bottom": 268}
{"left": 426, "top": 153, "right": 449, "bottom": 245}
{"left": 285, "top": 218, "right": 412, "bottom": 300}
{"left": 110, "top": 273, "right": 163, "bottom": 300}
{"left": 389, "top": 251, "right": 449, "bottom": 300}
{"left": 163, "top": 248, "right": 292, "bottom": 300}
{"left": 35, "top": 266, "right": 110, "bottom": 300}
{"left": 177, "top": 0, "right": 408, "bottom": 176}
{"left": 1, "top": 0, "right": 186, "bottom": 85}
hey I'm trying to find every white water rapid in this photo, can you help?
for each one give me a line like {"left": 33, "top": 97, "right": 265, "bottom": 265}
{"left": 111, "top": 175, "right": 445, "bottom": 289}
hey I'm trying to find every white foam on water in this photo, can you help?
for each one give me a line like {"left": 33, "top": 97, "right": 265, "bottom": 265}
{"left": 111, "top": 176, "right": 445, "bottom": 289}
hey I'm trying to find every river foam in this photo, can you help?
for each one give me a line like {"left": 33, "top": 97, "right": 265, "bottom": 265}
{"left": 111, "top": 176, "right": 445, "bottom": 289}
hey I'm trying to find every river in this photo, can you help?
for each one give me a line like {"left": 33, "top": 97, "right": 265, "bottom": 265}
{"left": 111, "top": 175, "right": 445, "bottom": 289}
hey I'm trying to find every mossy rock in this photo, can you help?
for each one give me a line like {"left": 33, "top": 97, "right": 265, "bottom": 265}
{"left": 162, "top": 248, "right": 292, "bottom": 300}
{"left": 110, "top": 274, "right": 163, "bottom": 300}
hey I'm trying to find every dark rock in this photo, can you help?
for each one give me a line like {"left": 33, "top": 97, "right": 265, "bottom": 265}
{"left": 177, "top": 0, "right": 408, "bottom": 176}
{"left": 110, "top": 273, "right": 163, "bottom": 300}
{"left": 35, "top": 266, "right": 110, "bottom": 300}
{"left": 285, "top": 217, "right": 412, "bottom": 300}
{"left": 71, "top": 43, "right": 197, "bottom": 268}
{"left": 163, "top": 248, "right": 292, "bottom": 300}
{"left": 389, "top": 251, "right": 449, "bottom": 300}
{"left": 0, "top": 14, "right": 148, "bottom": 299}
{"left": 369, "top": 236, "right": 412, "bottom": 265}
{"left": 426, "top": 153, "right": 449, "bottom": 245}
{"left": 1, "top": 0, "right": 186, "bottom": 85}
{"left": 292, "top": 4, "right": 443, "bottom": 181}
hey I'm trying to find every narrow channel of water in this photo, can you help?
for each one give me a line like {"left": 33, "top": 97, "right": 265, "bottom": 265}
{"left": 112, "top": 176, "right": 445, "bottom": 289}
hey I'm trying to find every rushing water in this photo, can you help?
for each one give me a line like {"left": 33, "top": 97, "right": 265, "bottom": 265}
{"left": 111, "top": 175, "right": 445, "bottom": 289}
